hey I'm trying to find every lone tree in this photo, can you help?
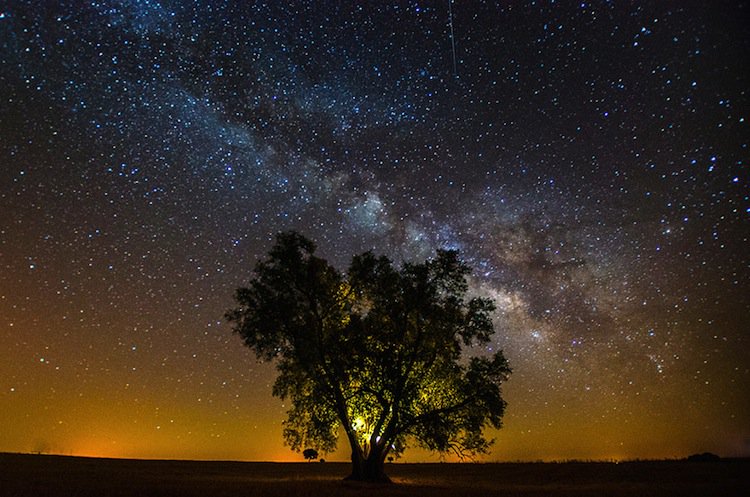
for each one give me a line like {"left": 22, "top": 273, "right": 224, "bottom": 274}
{"left": 226, "top": 232, "right": 511, "bottom": 482}
{"left": 302, "top": 448, "right": 319, "bottom": 461}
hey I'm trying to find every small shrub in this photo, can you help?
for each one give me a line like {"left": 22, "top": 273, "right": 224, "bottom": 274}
{"left": 687, "top": 452, "right": 721, "bottom": 462}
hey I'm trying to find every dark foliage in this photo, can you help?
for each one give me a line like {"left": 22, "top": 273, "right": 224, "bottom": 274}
{"left": 687, "top": 452, "right": 721, "bottom": 462}
{"left": 303, "top": 448, "right": 319, "bottom": 461}
{"left": 226, "top": 232, "right": 511, "bottom": 481}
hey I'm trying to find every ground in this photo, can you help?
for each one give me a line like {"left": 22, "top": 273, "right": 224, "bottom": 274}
{"left": 1, "top": 453, "right": 748, "bottom": 497}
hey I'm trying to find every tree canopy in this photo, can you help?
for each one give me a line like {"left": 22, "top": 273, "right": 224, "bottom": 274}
{"left": 226, "top": 232, "right": 511, "bottom": 481}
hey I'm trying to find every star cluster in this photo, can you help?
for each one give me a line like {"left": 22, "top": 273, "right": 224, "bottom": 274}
{"left": 1, "top": 1, "right": 748, "bottom": 461}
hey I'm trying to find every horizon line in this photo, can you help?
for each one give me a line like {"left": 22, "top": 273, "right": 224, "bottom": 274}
{"left": 2, "top": 451, "right": 741, "bottom": 464}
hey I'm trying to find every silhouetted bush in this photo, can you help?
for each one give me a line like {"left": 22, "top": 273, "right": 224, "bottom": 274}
{"left": 687, "top": 452, "right": 721, "bottom": 462}
{"left": 302, "top": 448, "right": 318, "bottom": 461}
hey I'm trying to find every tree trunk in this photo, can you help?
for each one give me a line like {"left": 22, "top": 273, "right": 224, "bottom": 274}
{"left": 345, "top": 446, "right": 391, "bottom": 482}
{"left": 346, "top": 445, "right": 364, "bottom": 481}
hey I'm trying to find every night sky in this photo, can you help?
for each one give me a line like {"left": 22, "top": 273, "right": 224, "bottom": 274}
{"left": 1, "top": 1, "right": 748, "bottom": 462}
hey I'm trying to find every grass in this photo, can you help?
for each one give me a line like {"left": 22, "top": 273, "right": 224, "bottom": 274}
{"left": 1, "top": 452, "right": 748, "bottom": 496}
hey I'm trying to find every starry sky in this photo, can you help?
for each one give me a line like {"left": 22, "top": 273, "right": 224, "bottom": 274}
{"left": 1, "top": 0, "right": 748, "bottom": 462}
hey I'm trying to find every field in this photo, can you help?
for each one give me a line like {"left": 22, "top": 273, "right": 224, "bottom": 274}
{"left": 1, "top": 453, "right": 748, "bottom": 497}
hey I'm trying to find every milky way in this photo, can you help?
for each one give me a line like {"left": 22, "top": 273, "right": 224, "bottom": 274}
{"left": 1, "top": 1, "right": 748, "bottom": 461}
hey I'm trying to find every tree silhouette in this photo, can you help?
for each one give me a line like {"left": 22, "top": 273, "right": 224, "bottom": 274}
{"left": 226, "top": 232, "right": 511, "bottom": 482}
{"left": 302, "top": 448, "right": 318, "bottom": 461}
